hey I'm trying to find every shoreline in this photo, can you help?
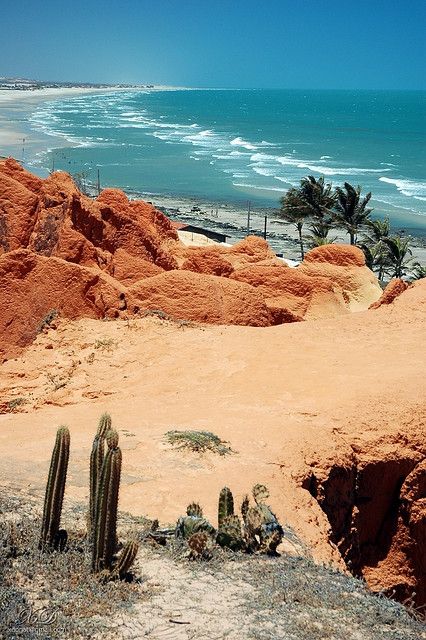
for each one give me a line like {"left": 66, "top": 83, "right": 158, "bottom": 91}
{"left": 132, "top": 189, "right": 426, "bottom": 264}
{"left": 0, "top": 87, "right": 425, "bottom": 264}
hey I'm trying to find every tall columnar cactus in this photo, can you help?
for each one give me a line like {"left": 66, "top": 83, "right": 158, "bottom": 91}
{"left": 97, "top": 413, "right": 112, "bottom": 437}
{"left": 218, "top": 487, "right": 234, "bottom": 528}
{"left": 92, "top": 429, "right": 122, "bottom": 573}
{"left": 89, "top": 413, "right": 112, "bottom": 537}
{"left": 40, "top": 426, "right": 70, "bottom": 550}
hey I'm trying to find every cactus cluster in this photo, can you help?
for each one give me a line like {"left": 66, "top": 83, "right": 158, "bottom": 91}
{"left": 91, "top": 423, "right": 138, "bottom": 580}
{"left": 176, "top": 483, "right": 283, "bottom": 558}
{"left": 40, "top": 417, "right": 282, "bottom": 572}
{"left": 39, "top": 415, "right": 138, "bottom": 581}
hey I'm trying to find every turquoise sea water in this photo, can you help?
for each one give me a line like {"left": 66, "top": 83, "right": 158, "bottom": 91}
{"left": 27, "top": 89, "right": 426, "bottom": 234}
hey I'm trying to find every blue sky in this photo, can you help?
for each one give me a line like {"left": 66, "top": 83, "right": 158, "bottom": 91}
{"left": 2, "top": 0, "right": 425, "bottom": 89}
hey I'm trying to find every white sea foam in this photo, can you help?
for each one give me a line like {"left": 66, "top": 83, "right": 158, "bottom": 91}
{"left": 182, "top": 129, "right": 222, "bottom": 148}
{"left": 233, "top": 182, "right": 286, "bottom": 192}
{"left": 232, "top": 172, "right": 250, "bottom": 178}
{"left": 379, "top": 177, "right": 426, "bottom": 200}
{"left": 252, "top": 166, "right": 276, "bottom": 177}
{"left": 212, "top": 150, "right": 250, "bottom": 160}
{"left": 230, "top": 136, "right": 258, "bottom": 151}
{"left": 274, "top": 177, "right": 299, "bottom": 187}
{"left": 249, "top": 153, "right": 390, "bottom": 177}
{"left": 296, "top": 163, "right": 389, "bottom": 176}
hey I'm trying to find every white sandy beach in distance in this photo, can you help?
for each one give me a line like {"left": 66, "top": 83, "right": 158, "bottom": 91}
{"left": 0, "top": 85, "right": 187, "bottom": 152}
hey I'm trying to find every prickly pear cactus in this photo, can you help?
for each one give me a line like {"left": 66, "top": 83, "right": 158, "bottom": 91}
{"left": 217, "top": 514, "right": 244, "bottom": 551}
{"left": 241, "top": 495, "right": 250, "bottom": 524}
{"left": 261, "top": 526, "right": 283, "bottom": 554}
{"left": 252, "top": 484, "right": 270, "bottom": 505}
{"left": 244, "top": 485, "right": 283, "bottom": 554}
{"left": 175, "top": 514, "right": 216, "bottom": 539}
{"left": 244, "top": 505, "right": 263, "bottom": 552}
{"left": 188, "top": 531, "right": 210, "bottom": 559}
{"left": 186, "top": 502, "right": 203, "bottom": 517}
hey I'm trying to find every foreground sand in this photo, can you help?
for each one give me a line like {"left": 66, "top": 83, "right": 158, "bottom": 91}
{"left": 1, "top": 279, "right": 425, "bottom": 602}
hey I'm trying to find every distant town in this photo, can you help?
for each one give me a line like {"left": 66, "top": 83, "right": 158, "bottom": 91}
{"left": 0, "top": 77, "right": 154, "bottom": 90}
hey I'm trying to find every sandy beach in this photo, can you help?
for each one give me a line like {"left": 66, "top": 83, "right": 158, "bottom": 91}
{"left": 0, "top": 86, "right": 138, "bottom": 159}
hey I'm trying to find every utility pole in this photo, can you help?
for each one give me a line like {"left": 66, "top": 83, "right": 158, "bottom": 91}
{"left": 247, "top": 200, "right": 251, "bottom": 235}
{"left": 263, "top": 215, "right": 268, "bottom": 240}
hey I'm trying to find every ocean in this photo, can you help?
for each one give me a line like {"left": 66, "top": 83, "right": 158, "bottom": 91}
{"left": 25, "top": 89, "right": 426, "bottom": 235}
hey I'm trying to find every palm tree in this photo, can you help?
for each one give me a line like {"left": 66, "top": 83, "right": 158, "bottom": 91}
{"left": 382, "top": 236, "right": 413, "bottom": 279}
{"left": 297, "top": 175, "right": 336, "bottom": 220}
{"left": 279, "top": 176, "right": 336, "bottom": 259}
{"left": 332, "top": 182, "right": 373, "bottom": 245}
{"left": 410, "top": 262, "right": 426, "bottom": 280}
{"left": 279, "top": 188, "right": 309, "bottom": 259}
{"left": 364, "top": 217, "right": 390, "bottom": 244}
{"left": 306, "top": 219, "right": 337, "bottom": 249}
{"left": 362, "top": 217, "right": 391, "bottom": 280}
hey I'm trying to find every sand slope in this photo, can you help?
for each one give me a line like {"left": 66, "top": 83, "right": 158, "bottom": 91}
{"left": 1, "top": 279, "right": 425, "bottom": 604}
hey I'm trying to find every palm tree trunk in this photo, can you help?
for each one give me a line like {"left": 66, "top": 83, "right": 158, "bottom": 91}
{"left": 349, "top": 231, "right": 355, "bottom": 245}
{"left": 297, "top": 224, "right": 304, "bottom": 260}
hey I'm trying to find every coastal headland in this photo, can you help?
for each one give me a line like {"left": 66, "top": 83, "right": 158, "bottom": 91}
{"left": 0, "top": 158, "right": 425, "bottom": 618}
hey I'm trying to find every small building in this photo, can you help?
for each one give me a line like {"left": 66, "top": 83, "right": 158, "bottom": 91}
{"left": 171, "top": 222, "right": 228, "bottom": 244}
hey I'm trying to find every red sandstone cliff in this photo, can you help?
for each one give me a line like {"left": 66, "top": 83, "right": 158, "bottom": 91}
{"left": 0, "top": 158, "right": 383, "bottom": 359}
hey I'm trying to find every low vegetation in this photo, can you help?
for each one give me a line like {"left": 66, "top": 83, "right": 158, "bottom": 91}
{"left": 164, "top": 429, "right": 235, "bottom": 455}
{"left": 279, "top": 175, "right": 424, "bottom": 280}
{"left": 93, "top": 337, "right": 116, "bottom": 352}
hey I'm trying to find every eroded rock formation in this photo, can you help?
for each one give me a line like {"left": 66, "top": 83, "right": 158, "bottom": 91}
{"left": 0, "top": 158, "right": 383, "bottom": 360}
{"left": 303, "top": 445, "right": 426, "bottom": 608}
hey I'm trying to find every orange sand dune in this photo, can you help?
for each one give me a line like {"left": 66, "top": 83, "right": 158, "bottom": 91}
{"left": 1, "top": 279, "right": 425, "bottom": 605}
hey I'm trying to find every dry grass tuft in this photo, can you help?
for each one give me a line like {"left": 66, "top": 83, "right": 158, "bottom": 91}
{"left": 164, "top": 430, "right": 235, "bottom": 455}
{"left": 93, "top": 338, "right": 116, "bottom": 352}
